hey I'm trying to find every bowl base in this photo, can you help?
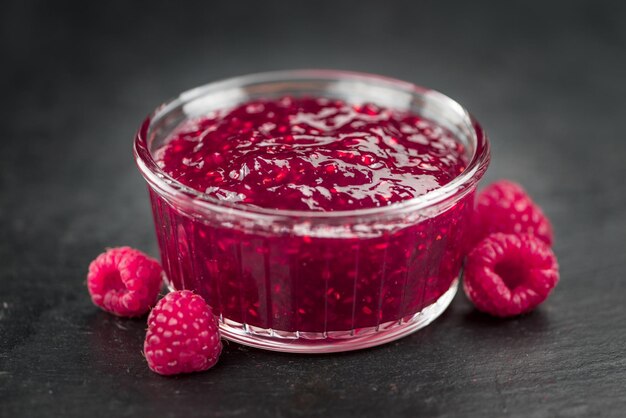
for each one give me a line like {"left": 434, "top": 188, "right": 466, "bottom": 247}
{"left": 217, "top": 279, "right": 458, "bottom": 353}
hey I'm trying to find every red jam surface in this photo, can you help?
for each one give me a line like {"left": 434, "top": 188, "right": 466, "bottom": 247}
{"left": 156, "top": 97, "right": 466, "bottom": 211}
{"left": 150, "top": 97, "right": 474, "bottom": 334}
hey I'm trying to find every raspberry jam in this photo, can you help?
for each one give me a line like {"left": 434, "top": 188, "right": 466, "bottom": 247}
{"left": 156, "top": 97, "right": 466, "bottom": 211}
{"left": 135, "top": 71, "right": 490, "bottom": 352}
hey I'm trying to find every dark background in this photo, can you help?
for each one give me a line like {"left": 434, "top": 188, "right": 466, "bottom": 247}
{"left": 1, "top": 0, "right": 625, "bottom": 417}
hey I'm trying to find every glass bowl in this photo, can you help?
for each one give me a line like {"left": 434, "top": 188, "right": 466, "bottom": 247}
{"left": 134, "top": 70, "right": 490, "bottom": 353}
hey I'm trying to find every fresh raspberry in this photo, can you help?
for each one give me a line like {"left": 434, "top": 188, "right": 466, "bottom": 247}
{"left": 463, "top": 233, "right": 559, "bottom": 317}
{"left": 475, "top": 180, "right": 553, "bottom": 246}
{"left": 144, "top": 290, "right": 222, "bottom": 376}
{"left": 87, "top": 247, "right": 163, "bottom": 317}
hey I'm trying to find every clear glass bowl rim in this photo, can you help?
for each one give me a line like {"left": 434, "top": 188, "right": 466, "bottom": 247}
{"left": 133, "top": 69, "right": 490, "bottom": 223}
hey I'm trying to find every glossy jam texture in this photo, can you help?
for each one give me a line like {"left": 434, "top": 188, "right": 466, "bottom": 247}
{"left": 156, "top": 97, "right": 466, "bottom": 211}
{"left": 150, "top": 97, "right": 474, "bottom": 335}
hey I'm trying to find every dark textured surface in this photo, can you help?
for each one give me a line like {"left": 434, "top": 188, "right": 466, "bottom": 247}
{"left": 1, "top": 1, "right": 625, "bottom": 417}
